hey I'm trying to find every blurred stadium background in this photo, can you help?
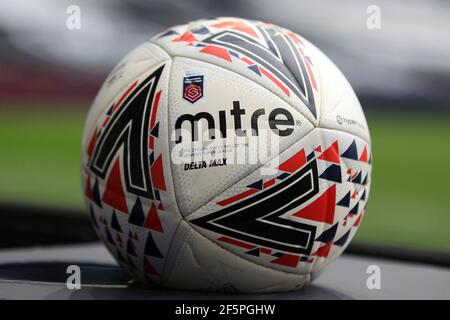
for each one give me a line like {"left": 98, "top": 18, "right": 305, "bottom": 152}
{"left": 0, "top": 0, "right": 449, "bottom": 252}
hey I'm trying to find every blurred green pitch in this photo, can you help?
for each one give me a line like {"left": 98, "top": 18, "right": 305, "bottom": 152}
{"left": 0, "top": 107, "right": 449, "bottom": 252}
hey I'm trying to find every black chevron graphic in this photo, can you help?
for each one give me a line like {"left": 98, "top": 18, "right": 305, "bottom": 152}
{"left": 201, "top": 28, "right": 317, "bottom": 118}
{"left": 89, "top": 65, "right": 164, "bottom": 199}
{"left": 190, "top": 160, "right": 320, "bottom": 254}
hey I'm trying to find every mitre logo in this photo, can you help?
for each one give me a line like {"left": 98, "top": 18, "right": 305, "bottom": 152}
{"left": 183, "top": 72, "right": 204, "bottom": 103}
{"left": 174, "top": 101, "right": 296, "bottom": 144}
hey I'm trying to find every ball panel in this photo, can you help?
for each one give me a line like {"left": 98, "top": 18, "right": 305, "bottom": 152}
{"left": 168, "top": 56, "right": 314, "bottom": 216}
{"left": 186, "top": 127, "right": 371, "bottom": 274}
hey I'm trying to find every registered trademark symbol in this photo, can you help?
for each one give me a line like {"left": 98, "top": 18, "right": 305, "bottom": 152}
{"left": 296, "top": 120, "right": 302, "bottom": 126}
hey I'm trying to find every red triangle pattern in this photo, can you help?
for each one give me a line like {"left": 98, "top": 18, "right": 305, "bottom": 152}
{"left": 211, "top": 20, "right": 259, "bottom": 38}
{"left": 359, "top": 146, "right": 368, "bottom": 163}
{"left": 116, "top": 233, "right": 123, "bottom": 247}
{"left": 102, "top": 158, "right": 128, "bottom": 213}
{"left": 312, "top": 240, "right": 333, "bottom": 257}
{"left": 84, "top": 172, "right": 94, "bottom": 201}
{"left": 172, "top": 32, "right": 197, "bottom": 44}
{"left": 240, "top": 56, "right": 253, "bottom": 65}
{"left": 148, "top": 136, "right": 154, "bottom": 150}
{"left": 113, "top": 80, "right": 138, "bottom": 112}
{"left": 287, "top": 31, "right": 304, "bottom": 45}
{"left": 353, "top": 213, "right": 363, "bottom": 227}
{"left": 86, "top": 128, "right": 98, "bottom": 157}
{"left": 102, "top": 116, "right": 110, "bottom": 128}
{"left": 217, "top": 189, "right": 258, "bottom": 207}
{"left": 143, "top": 257, "right": 159, "bottom": 275}
{"left": 200, "top": 45, "right": 232, "bottom": 62}
{"left": 259, "top": 67, "right": 290, "bottom": 96}
{"left": 292, "top": 185, "right": 336, "bottom": 224}
{"left": 318, "top": 141, "right": 340, "bottom": 164}
{"left": 278, "top": 149, "right": 306, "bottom": 173}
{"left": 263, "top": 178, "right": 276, "bottom": 189}
{"left": 270, "top": 254, "right": 300, "bottom": 268}
{"left": 144, "top": 203, "right": 163, "bottom": 233}
{"left": 151, "top": 154, "right": 167, "bottom": 191}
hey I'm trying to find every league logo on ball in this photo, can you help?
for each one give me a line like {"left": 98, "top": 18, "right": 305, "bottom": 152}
{"left": 183, "top": 72, "right": 204, "bottom": 103}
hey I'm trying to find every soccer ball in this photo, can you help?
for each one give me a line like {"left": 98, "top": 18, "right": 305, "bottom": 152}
{"left": 81, "top": 17, "right": 372, "bottom": 293}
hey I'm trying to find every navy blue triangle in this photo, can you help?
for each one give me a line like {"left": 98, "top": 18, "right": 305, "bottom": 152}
{"left": 106, "top": 104, "right": 114, "bottom": 116}
{"left": 127, "top": 239, "right": 137, "bottom": 256}
{"left": 158, "top": 30, "right": 178, "bottom": 38}
{"left": 319, "top": 164, "right": 342, "bottom": 183}
{"left": 307, "top": 151, "right": 315, "bottom": 162}
{"left": 106, "top": 227, "right": 115, "bottom": 245}
{"left": 245, "top": 248, "right": 260, "bottom": 257}
{"left": 362, "top": 174, "right": 368, "bottom": 185}
{"left": 272, "top": 252, "right": 284, "bottom": 257}
{"left": 315, "top": 223, "right": 338, "bottom": 243}
{"left": 334, "top": 230, "right": 351, "bottom": 246}
{"left": 145, "top": 232, "right": 163, "bottom": 258}
{"left": 92, "top": 179, "right": 102, "bottom": 208}
{"left": 300, "top": 256, "right": 309, "bottom": 262}
{"left": 352, "top": 171, "right": 362, "bottom": 184}
{"left": 247, "top": 180, "right": 263, "bottom": 190}
{"left": 349, "top": 202, "right": 359, "bottom": 215}
{"left": 90, "top": 205, "right": 99, "bottom": 229}
{"left": 360, "top": 189, "right": 366, "bottom": 201}
{"left": 129, "top": 198, "right": 145, "bottom": 226}
{"left": 111, "top": 210, "right": 122, "bottom": 232}
{"left": 337, "top": 192, "right": 351, "bottom": 207}
{"left": 192, "top": 26, "right": 209, "bottom": 34}
{"left": 149, "top": 152, "right": 154, "bottom": 165}
{"left": 276, "top": 172, "right": 290, "bottom": 180}
{"left": 229, "top": 50, "right": 239, "bottom": 58}
{"left": 150, "top": 122, "right": 159, "bottom": 137}
{"left": 248, "top": 64, "right": 261, "bottom": 76}
{"left": 341, "top": 140, "right": 358, "bottom": 160}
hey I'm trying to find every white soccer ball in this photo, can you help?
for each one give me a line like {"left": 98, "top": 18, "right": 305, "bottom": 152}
{"left": 81, "top": 17, "right": 372, "bottom": 293}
